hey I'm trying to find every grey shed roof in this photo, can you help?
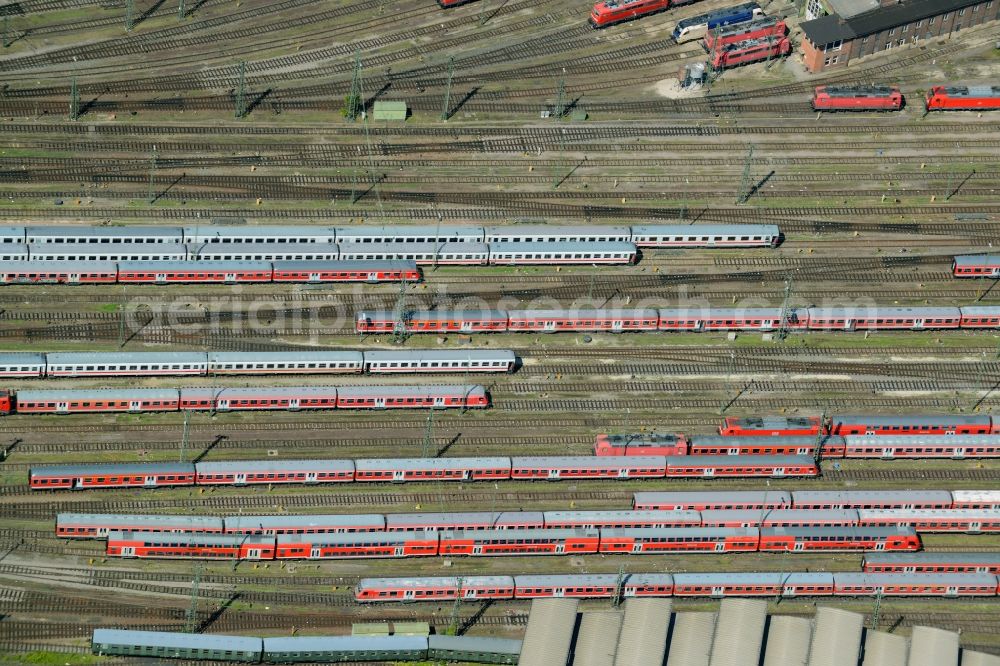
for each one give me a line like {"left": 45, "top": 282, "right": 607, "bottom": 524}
{"left": 263, "top": 635, "right": 427, "bottom": 654}
{"left": 960, "top": 651, "right": 1000, "bottom": 666}
{"left": 824, "top": 0, "right": 877, "bottom": 17}
{"left": 519, "top": 598, "right": 580, "bottom": 666}
{"left": 861, "top": 630, "right": 908, "bottom": 666}
{"left": 428, "top": 635, "right": 521, "bottom": 656}
{"left": 761, "top": 615, "right": 810, "bottom": 666}
{"left": 709, "top": 598, "right": 769, "bottom": 666}
{"left": 92, "top": 629, "right": 261, "bottom": 653}
{"left": 613, "top": 598, "right": 671, "bottom": 666}
{"left": 907, "top": 626, "right": 959, "bottom": 666}
{"left": 573, "top": 611, "right": 624, "bottom": 666}
{"left": 807, "top": 607, "right": 864, "bottom": 666}
{"left": 666, "top": 612, "right": 716, "bottom": 666}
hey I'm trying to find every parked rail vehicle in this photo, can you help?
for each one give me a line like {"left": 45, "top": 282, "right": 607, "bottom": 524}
{"left": 5, "top": 385, "right": 488, "bottom": 416}
{"left": 0, "top": 350, "right": 517, "bottom": 379}
{"left": 589, "top": 0, "right": 700, "bottom": 28}
{"left": 357, "top": 572, "right": 1000, "bottom": 602}
{"left": 953, "top": 255, "right": 1000, "bottom": 277}
{"left": 57, "top": 502, "right": 1000, "bottom": 539}
{"left": 355, "top": 305, "right": 1000, "bottom": 335}
{"left": 92, "top": 629, "right": 522, "bottom": 665}
{"left": 863, "top": 553, "right": 1000, "bottom": 575}
{"left": 719, "top": 416, "right": 823, "bottom": 436}
{"left": 721, "top": 413, "right": 1000, "bottom": 438}
{"left": 439, "top": 0, "right": 482, "bottom": 7}
{"left": 633, "top": 489, "right": 999, "bottom": 511}
{"left": 710, "top": 35, "right": 791, "bottom": 68}
{"left": 703, "top": 15, "right": 785, "bottom": 51}
{"left": 925, "top": 85, "right": 1000, "bottom": 111}
{"left": 810, "top": 85, "right": 903, "bottom": 111}
{"left": 0, "top": 223, "right": 781, "bottom": 247}
{"left": 672, "top": 2, "right": 762, "bottom": 42}
{"left": 103, "top": 524, "right": 919, "bottom": 560}
{"left": 594, "top": 432, "right": 689, "bottom": 456}
{"left": 30, "top": 454, "right": 818, "bottom": 490}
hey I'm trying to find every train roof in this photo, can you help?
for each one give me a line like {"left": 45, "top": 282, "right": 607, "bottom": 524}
{"left": 845, "top": 434, "right": 1000, "bottom": 445}
{"left": 633, "top": 490, "right": 792, "bottom": 504}
{"left": 542, "top": 510, "right": 701, "bottom": 522}
{"left": 959, "top": 306, "right": 1000, "bottom": 316}
{"left": 334, "top": 225, "right": 483, "bottom": 240}
{"left": 0, "top": 260, "right": 119, "bottom": 272}
{"left": 714, "top": 15, "right": 780, "bottom": 35}
{"left": 428, "top": 635, "right": 521, "bottom": 655}
{"left": 701, "top": 508, "right": 858, "bottom": 521}
{"left": 760, "top": 525, "right": 915, "bottom": 536}
{"left": 270, "top": 259, "right": 418, "bottom": 270}
{"left": 600, "top": 527, "right": 758, "bottom": 537}
{"left": 506, "top": 308, "right": 659, "bottom": 318}
{"left": 863, "top": 552, "right": 1000, "bottom": 565}
{"left": 630, "top": 224, "right": 779, "bottom": 236}
{"left": 691, "top": 435, "right": 833, "bottom": 446}
{"left": 207, "top": 351, "right": 362, "bottom": 362}
{"left": 488, "top": 241, "right": 636, "bottom": 252}
{"left": 180, "top": 386, "right": 339, "bottom": 400}
{"left": 107, "top": 531, "right": 272, "bottom": 546}
{"left": 117, "top": 260, "right": 271, "bottom": 271}
{"left": 676, "top": 2, "right": 760, "bottom": 27}
{"left": 953, "top": 255, "right": 1000, "bottom": 266}
{"left": 187, "top": 242, "right": 340, "bottom": 255}
{"left": 92, "top": 629, "right": 261, "bottom": 652}
{"left": 668, "top": 454, "right": 814, "bottom": 466}
{"left": 45, "top": 352, "right": 207, "bottom": 365}
{"left": 0, "top": 246, "right": 29, "bottom": 256}
{"left": 511, "top": 456, "right": 665, "bottom": 468}
{"left": 354, "top": 457, "right": 509, "bottom": 471}
{"left": 29, "top": 242, "right": 185, "bottom": 255}
{"left": 656, "top": 307, "right": 786, "bottom": 318}
{"left": 263, "top": 636, "right": 427, "bottom": 653}
{"left": 336, "top": 384, "right": 486, "bottom": 397}
{"left": 31, "top": 461, "right": 194, "bottom": 477}
{"left": 440, "top": 528, "right": 596, "bottom": 538}
{"left": 791, "top": 489, "right": 954, "bottom": 504}
{"left": 672, "top": 572, "right": 832, "bottom": 585}
{"left": 808, "top": 306, "right": 962, "bottom": 318}
{"left": 385, "top": 512, "right": 508, "bottom": 527}
{"left": 0, "top": 352, "right": 45, "bottom": 365}
{"left": 338, "top": 241, "right": 488, "bottom": 252}
{"left": 725, "top": 416, "right": 818, "bottom": 427}
{"left": 358, "top": 309, "right": 507, "bottom": 320}
{"left": 819, "top": 84, "right": 897, "bottom": 97}
{"left": 28, "top": 226, "right": 183, "bottom": 239}
{"left": 940, "top": 86, "right": 1000, "bottom": 98}
{"left": 515, "top": 574, "right": 621, "bottom": 586}
{"left": 57, "top": 513, "right": 223, "bottom": 528}
{"left": 951, "top": 490, "right": 1000, "bottom": 504}
{"left": 362, "top": 349, "right": 516, "bottom": 362}
{"left": 832, "top": 572, "right": 999, "bottom": 586}
{"left": 858, "top": 508, "right": 1000, "bottom": 518}
{"left": 276, "top": 531, "right": 431, "bottom": 544}
{"left": 182, "top": 225, "right": 338, "bottom": 240}
{"left": 196, "top": 459, "right": 354, "bottom": 473}
{"left": 832, "top": 414, "right": 990, "bottom": 426}
{"left": 0, "top": 227, "right": 25, "bottom": 240}
{"left": 485, "top": 224, "right": 631, "bottom": 236}
{"left": 225, "top": 514, "right": 382, "bottom": 529}
{"left": 357, "top": 575, "right": 515, "bottom": 588}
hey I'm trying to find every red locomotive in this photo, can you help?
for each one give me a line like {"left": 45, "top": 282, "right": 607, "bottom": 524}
{"left": 589, "top": 0, "right": 676, "bottom": 28}
{"left": 594, "top": 432, "right": 688, "bottom": 456}
{"left": 438, "top": 0, "right": 480, "bottom": 7}
{"left": 703, "top": 16, "right": 785, "bottom": 52}
{"left": 926, "top": 85, "right": 1000, "bottom": 111}
{"left": 710, "top": 35, "right": 790, "bottom": 68}
{"left": 811, "top": 85, "right": 903, "bottom": 111}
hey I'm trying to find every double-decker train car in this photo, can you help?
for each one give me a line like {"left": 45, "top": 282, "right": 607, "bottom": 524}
{"left": 925, "top": 85, "right": 1000, "bottom": 111}
{"left": 224, "top": 514, "right": 386, "bottom": 535}
{"left": 107, "top": 531, "right": 275, "bottom": 560}
{"left": 756, "top": 526, "right": 919, "bottom": 552}
{"left": 810, "top": 85, "right": 903, "bottom": 111}
{"left": 594, "top": 433, "right": 689, "bottom": 456}
{"left": 830, "top": 414, "right": 994, "bottom": 436}
{"left": 598, "top": 527, "right": 759, "bottom": 553}
{"left": 953, "top": 255, "right": 1000, "bottom": 277}
{"left": 274, "top": 532, "right": 438, "bottom": 559}
{"left": 862, "top": 552, "right": 1000, "bottom": 574}
{"left": 438, "top": 528, "right": 600, "bottom": 556}
{"left": 704, "top": 15, "right": 785, "bottom": 51}
{"left": 672, "top": 2, "right": 762, "bottom": 42}
{"left": 384, "top": 512, "right": 544, "bottom": 532}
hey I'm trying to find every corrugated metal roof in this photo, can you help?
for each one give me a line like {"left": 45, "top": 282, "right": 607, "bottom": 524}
{"left": 92, "top": 629, "right": 261, "bottom": 653}
{"left": 762, "top": 615, "right": 810, "bottom": 666}
{"left": 807, "top": 607, "right": 864, "bottom": 666}
{"left": 573, "top": 611, "right": 624, "bottom": 666}
{"left": 613, "top": 598, "right": 671, "bottom": 666}
{"left": 428, "top": 635, "right": 521, "bottom": 656}
{"left": 263, "top": 635, "right": 427, "bottom": 653}
{"left": 861, "top": 630, "right": 908, "bottom": 666}
{"left": 519, "top": 598, "right": 580, "bottom": 666}
{"left": 907, "top": 626, "right": 959, "bottom": 666}
{"left": 958, "top": 650, "right": 1000, "bottom": 666}
{"left": 665, "top": 612, "right": 716, "bottom": 666}
{"left": 709, "top": 598, "right": 768, "bottom": 666}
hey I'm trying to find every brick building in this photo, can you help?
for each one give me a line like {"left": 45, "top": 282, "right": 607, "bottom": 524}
{"left": 799, "top": 0, "right": 1000, "bottom": 73}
